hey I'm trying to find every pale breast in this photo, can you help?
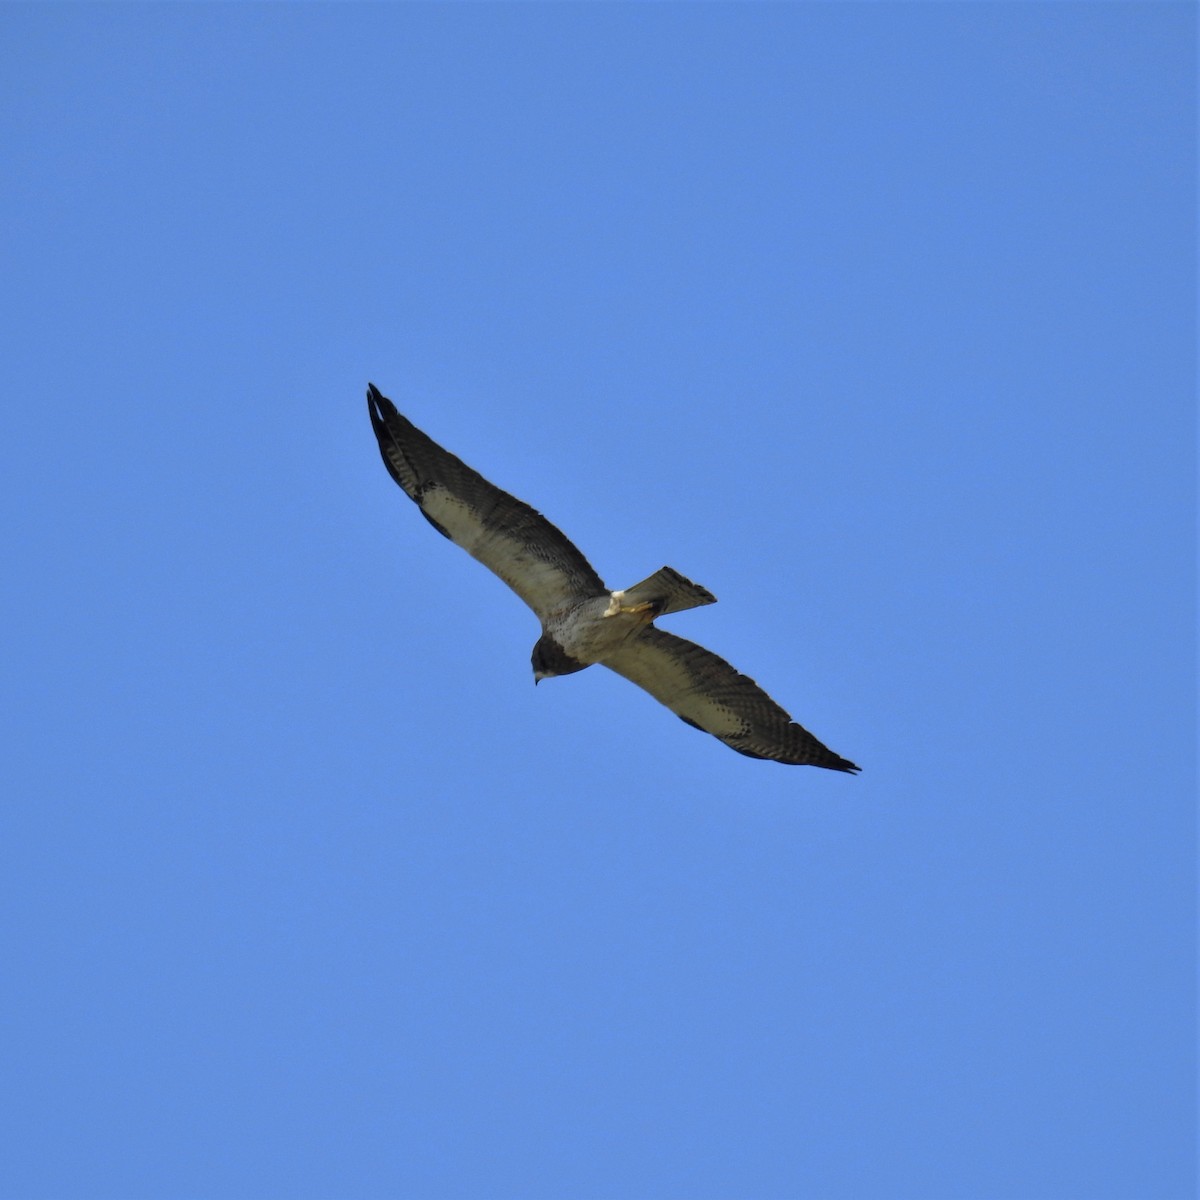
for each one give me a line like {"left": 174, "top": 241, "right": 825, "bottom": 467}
{"left": 547, "top": 597, "right": 646, "bottom": 665}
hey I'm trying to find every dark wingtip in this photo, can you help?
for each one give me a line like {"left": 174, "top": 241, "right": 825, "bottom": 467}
{"left": 818, "top": 750, "right": 861, "bottom": 774}
{"left": 367, "top": 383, "right": 397, "bottom": 428}
{"left": 808, "top": 748, "right": 861, "bottom": 773}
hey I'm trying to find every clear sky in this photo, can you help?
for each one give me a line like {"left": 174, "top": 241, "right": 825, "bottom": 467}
{"left": 2, "top": 5, "right": 1194, "bottom": 1199}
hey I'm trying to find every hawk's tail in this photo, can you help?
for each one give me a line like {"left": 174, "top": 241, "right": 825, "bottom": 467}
{"left": 621, "top": 567, "right": 717, "bottom": 618}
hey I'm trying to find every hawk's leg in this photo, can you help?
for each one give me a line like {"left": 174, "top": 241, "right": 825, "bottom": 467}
{"left": 603, "top": 591, "right": 661, "bottom": 619}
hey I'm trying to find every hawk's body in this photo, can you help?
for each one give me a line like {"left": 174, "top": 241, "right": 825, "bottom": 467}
{"left": 367, "top": 384, "right": 859, "bottom": 772}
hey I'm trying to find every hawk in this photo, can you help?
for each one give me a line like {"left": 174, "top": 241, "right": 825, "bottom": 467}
{"left": 367, "top": 384, "right": 859, "bottom": 772}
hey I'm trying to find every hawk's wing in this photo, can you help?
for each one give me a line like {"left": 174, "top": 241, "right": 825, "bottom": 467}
{"left": 368, "top": 385, "right": 606, "bottom": 620}
{"left": 604, "top": 627, "right": 860, "bottom": 771}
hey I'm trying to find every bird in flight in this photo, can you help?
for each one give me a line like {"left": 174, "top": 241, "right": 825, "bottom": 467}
{"left": 367, "top": 384, "right": 859, "bottom": 772}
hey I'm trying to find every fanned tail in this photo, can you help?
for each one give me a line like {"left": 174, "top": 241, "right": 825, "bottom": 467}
{"left": 617, "top": 567, "right": 717, "bottom": 618}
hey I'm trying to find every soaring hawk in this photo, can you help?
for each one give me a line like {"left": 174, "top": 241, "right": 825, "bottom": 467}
{"left": 367, "top": 384, "right": 859, "bottom": 772}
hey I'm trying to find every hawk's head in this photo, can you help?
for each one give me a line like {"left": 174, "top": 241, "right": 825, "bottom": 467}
{"left": 531, "top": 634, "right": 587, "bottom": 685}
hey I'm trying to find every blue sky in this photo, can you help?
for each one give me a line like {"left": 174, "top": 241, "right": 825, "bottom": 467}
{"left": 2, "top": 5, "right": 1194, "bottom": 1199}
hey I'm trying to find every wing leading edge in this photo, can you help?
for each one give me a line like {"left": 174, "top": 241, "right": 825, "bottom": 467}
{"left": 368, "top": 384, "right": 606, "bottom": 620}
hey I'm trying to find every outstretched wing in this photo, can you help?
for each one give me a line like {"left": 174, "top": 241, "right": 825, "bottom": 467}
{"left": 604, "top": 627, "right": 860, "bottom": 771}
{"left": 368, "top": 384, "right": 606, "bottom": 620}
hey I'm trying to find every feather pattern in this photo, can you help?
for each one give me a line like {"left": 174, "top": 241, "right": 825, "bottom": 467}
{"left": 368, "top": 384, "right": 606, "bottom": 620}
{"left": 604, "top": 628, "right": 860, "bottom": 771}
